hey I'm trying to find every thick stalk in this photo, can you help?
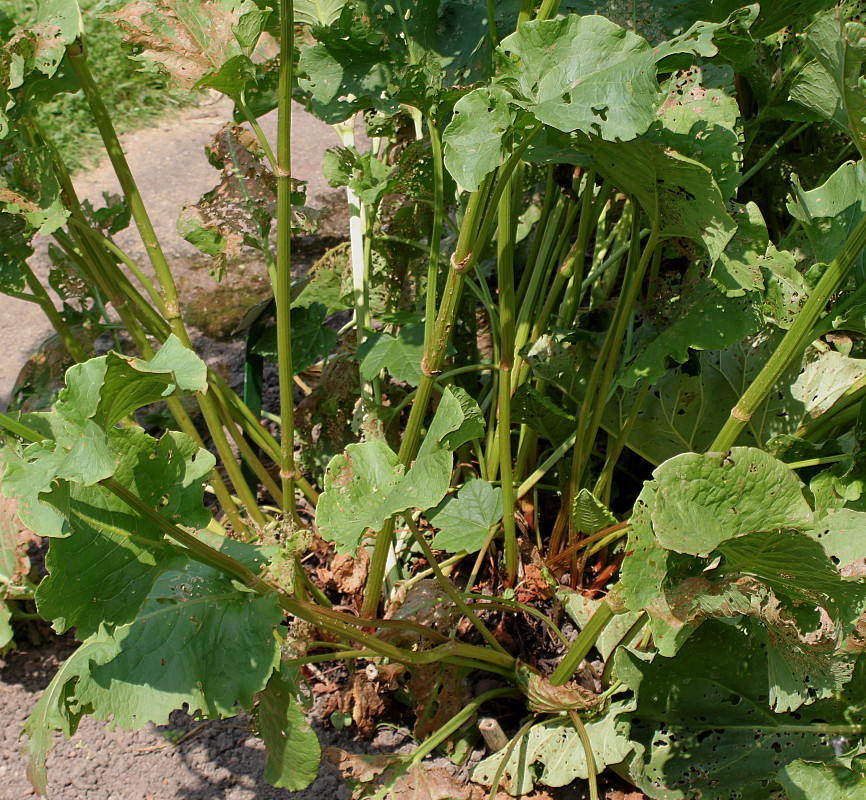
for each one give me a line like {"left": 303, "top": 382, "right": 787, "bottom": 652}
{"left": 496, "top": 168, "right": 518, "bottom": 585}
{"left": 710, "top": 211, "right": 866, "bottom": 452}
{"left": 275, "top": 0, "right": 298, "bottom": 511}
{"left": 423, "top": 118, "right": 445, "bottom": 354}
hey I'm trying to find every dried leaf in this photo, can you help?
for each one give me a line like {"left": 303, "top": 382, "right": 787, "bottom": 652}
{"left": 408, "top": 663, "right": 466, "bottom": 743}
{"left": 111, "top": 0, "right": 265, "bottom": 90}
{"left": 337, "top": 671, "right": 388, "bottom": 739}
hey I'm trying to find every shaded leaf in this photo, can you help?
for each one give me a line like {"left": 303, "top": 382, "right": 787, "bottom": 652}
{"left": 357, "top": 323, "right": 425, "bottom": 386}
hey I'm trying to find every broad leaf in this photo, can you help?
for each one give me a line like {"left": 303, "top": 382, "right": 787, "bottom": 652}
{"left": 498, "top": 15, "right": 723, "bottom": 141}
{"left": 109, "top": 0, "right": 269, "bottom": 91}
{"left": 622, "top": 280, "right": 764, "bottom": 388}
{"left": 618, "top": 621, "right": 865, "bottom": 799}
{"left": 443, "top": 85, "right": 515, "bottom": 192}
{"left": 315, "top": 439, "right": 451, "bottom": 553}
{"left": 788, "top": 160, "right": 866, "bottom": 274}
{"left": 35, "top": 428, "right": 215, "bottom": 638}
{"left": 428, "top": 478, "right": 502, "bottom": 553}
{"left": 250, "top": 302, "right": 339, "bottom": 375}
{"left": 789, "top": 8, "right": 866, "bottom": 157}
{"left": 72, "top": 542, "right": 281, "bottom": 727}
{"left": 583, "top": 137, "right": 736, "bottom": 263}
{"left": 357, "top": 323, "right": 425, "bottom": 386}
{"left": 322, "top": 145, "right": 395, "bottom": 205}
{"left": 471, "top": 701, "right": 633, "bottom": 795}
{"left": 777, "top": 760, "right": 866, "bottom": 799}
{"left": 649, "top": 448, "right": 813, "bottom": 556}
{"left": 571, "top": 488, "right": 617, "bottom": 536}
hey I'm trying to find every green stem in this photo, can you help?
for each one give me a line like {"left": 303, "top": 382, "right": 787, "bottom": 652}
{"left": 423, "top": 118, "right": 445, "bottom": 355}
{"left": 710, "top": 210, "right": 866, "bottom": 452}
{"left": 496, "top": 164, "right": 518, "bottom": 586}
{"left": 549, "top": 600, "right": 614, "bottom": 686}
{"left": 275, "top": 0, "right": 298, "bottom": 513}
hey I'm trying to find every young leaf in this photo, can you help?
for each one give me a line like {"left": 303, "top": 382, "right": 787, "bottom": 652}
{"left": 357, "top": 323, "right": 425, "bottom": 386}
{"left": 322, "top": 145, "right": 395, "bottom": 205}
{"left": 572, "top": 488, "right": 617, "bottom": 535}
{"left": 259, "top": 664, "right": 322, "bottom": 790}
{"left": 250, "top": 303, "right": 338, "bottom": 375}
{"left": 428, "top": 478, "right": 502, "bottom": 553}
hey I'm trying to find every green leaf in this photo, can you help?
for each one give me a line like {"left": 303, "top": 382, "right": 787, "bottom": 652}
{"left": 622, "top": 280, "right": 764, "bottom": 388}
{"left": 442, "top": 84, "right": 515, "bottom": 192}
{"left": 21, "top": 639, "right": 110, "bottom": 795}
{"left": 294, "top": 0, "right": 347, "bottom": 27}
{"left": 0, "top": 213, "right": 33, "bottom": 295}
{"left": 471, "top": 701, "right": 634, "bottom": 795}
{"left": 322, "top": 145, "right": 395, "bottom": 205}
{"left": 439, "top": 386, "right": 486, "bottom": 451}
{"left": 618, "top": 621, "right": 862, "bottom": 800}
{"left": 315, "top": 438, "right": 452, "bottom": 554}
{"left": 777, "top": 761, "right": 866, "bottom": 800}
{"left": 0, "top": 145, "right": 70, "bottom": 235}
{"left": 110, "top": 0, "right": 268, "bottom": 91}
{"left": 651, "top": 64, "right": 742, "bottom": 202}
{"left": 72, "top": 545, "right": 281, "bottom": 728}
{"left": 649, "top": 448, "right": 813, "bottom": 556}
{"left": 572, "top": 488, "right": 617, "bottom": 536}
{"left": 357, "top": 324, "right": 425, "bottom": 386}
{"left": 788, "top": 160, "right": 866, "bottom": 272}
{"left": 259, "top": 664, "right": 322, "bottom": 790}
{"left": 789, "top": 9, "right": 866, "bottom": 156}
{"left": 498, "top": 14, "right": 722, "bottom": 141}
{"left": 428, "top": 479, "right": 502, "bottom": 553}
{"left": 250, "top": 303, "right": 339, "bottom": 375}
{"left": 35, "top": 428, "right": 214, "bottom": 637}
{"left": 194, "top": 52, "right": 256, "bottom": 95}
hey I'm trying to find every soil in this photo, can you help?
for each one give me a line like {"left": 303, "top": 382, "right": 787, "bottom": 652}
{"left": 0, "top": 97, "right": 648, "bottom": 800}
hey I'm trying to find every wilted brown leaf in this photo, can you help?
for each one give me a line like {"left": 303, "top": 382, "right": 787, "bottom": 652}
{"left": 321, "top": 747, "right": 394, "bottom": 783}
{"left": 318, "top": 547, "right": 369, "bottom": 595}
{"left": 337, "top": 671, "right": 388, "bottom": 739}
{"left": 389, "top": 763, "right": 485, "bottom": 800}
{"left": 111, "top": 0, "right": 250, "bottom": 89}
{"left": 409, "top": 663, "right": 466, "bottom": 743}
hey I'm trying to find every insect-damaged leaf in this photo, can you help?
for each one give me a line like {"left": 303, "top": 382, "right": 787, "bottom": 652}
{"left": 35, "top": 428, "right": 215, "bottom": 638}
{"left": 472, "top": 701, "right": 634, "bottom": 795}
{"left": 22, "top": 538, "right": 281, "bottom": 794}
{"left": 497, "top": 14, "right": 723, "bottom": 142}
{"left": 789, "top": 7, "right": 866, "bottom": 157}
{"left": 618, "top": 621, "right": 866, "bottom": 799}
{"left": 109, "top": 0, "right": 269, "bottom": 91}
{"left": 316, "top": 386, "right": 481, "bottom": 552}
